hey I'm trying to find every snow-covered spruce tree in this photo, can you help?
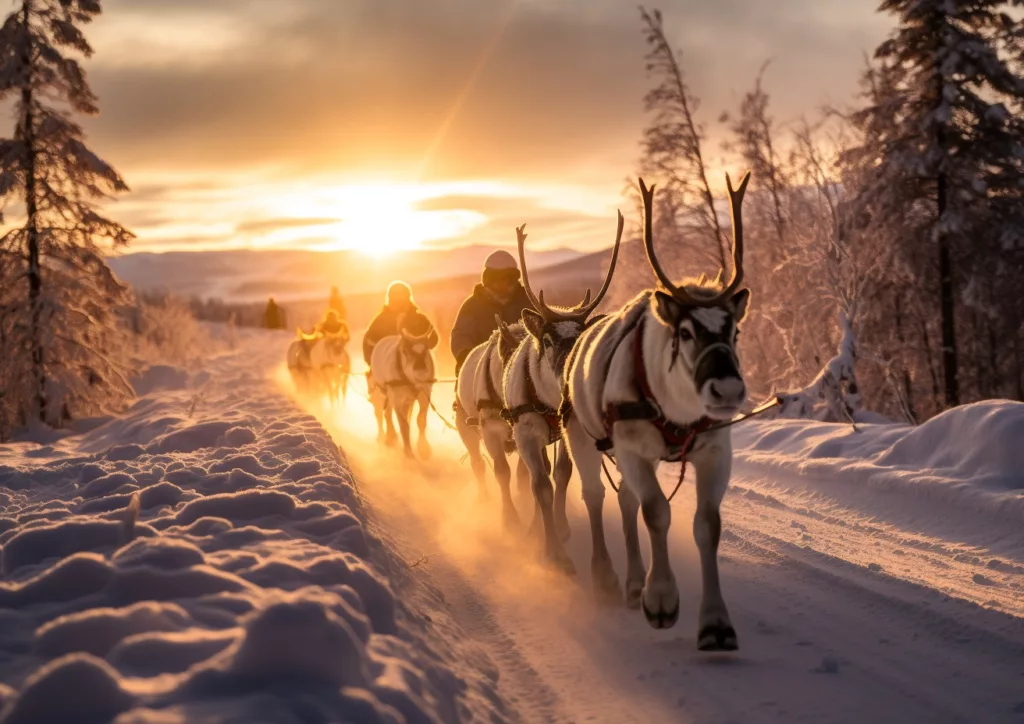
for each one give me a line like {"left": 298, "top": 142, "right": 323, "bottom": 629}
{"left": 0, "top": 0, "right": 134, "bottom": 435}
{"left": 844, "top": 0, "right": 1024, "bottom": 410}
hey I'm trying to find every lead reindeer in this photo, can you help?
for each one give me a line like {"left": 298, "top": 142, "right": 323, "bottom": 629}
{"left": 505, "top": 212, "right": 622, "bottom": 572}
{"left": 369, "top": 330, "right": 436, "bottom": 459}
{"left": 563, "top": 172, "right": 752, "bottom": 650}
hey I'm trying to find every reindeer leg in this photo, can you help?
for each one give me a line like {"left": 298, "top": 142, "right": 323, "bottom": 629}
{"left": 396, "top": 395, "right": 414, "bottom": 458}
{"left": 383, "top": 395, "right": 398, "bottom": 447}
{"left": 416, "top": 392, "right": 431, "bottom": 460}
{"left": 516, "top": 421, "right": 573, "bottom": 574}
{"left": 515, "top": 454, "right": 539, "bottom": 536}
{"left": 456, "top": 409, "right": 488, "bottom": 499}
{"left": 617, "top": 448, "right": 678, "bottom": 630}
{"left": 565, "top": 415, "right": 621, "bottom": 604}
{"left": 617, "top": 483, "right": 645, "bottom": 610}
{"left": 483, "top": 423, "right": 520, "bottom": 532}
{"left": 552, "top": 440, "right": 572, "bottom": 543}
{"left": 692, "top": 444, "right": 738, "bottom": 651}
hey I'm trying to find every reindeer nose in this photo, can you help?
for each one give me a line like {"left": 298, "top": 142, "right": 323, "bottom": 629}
{"left": 709, "top": 378, "right": 745, "bottom": 403}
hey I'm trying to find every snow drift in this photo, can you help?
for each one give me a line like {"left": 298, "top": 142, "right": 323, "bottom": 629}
{"left": 733, "top": 400, "right": 1024, "bottom": 523}
{"left": 0, "top": 329, "right": 505, "bottom": 724}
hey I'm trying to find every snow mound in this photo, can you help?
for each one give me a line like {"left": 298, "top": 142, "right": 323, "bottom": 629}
{"left": 0, "top": 330, "right": 505, "bottom": 724}
{"left": 131, "top": 365, "right": 190, "bottom": 396}
{"left": 734, "top": 400, "right": 1024, "bottom": 523}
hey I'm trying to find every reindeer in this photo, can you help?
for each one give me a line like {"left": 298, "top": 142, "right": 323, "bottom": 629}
{"left": 562, "top": 173, "right": 752, "bottom": 650}
{"left": 369, "top": 330, "right": 436, "bottom": 459}
{"left": 455, "top": 318, "right": 531, "bottom": 528}
{"left": 504, "top": 213, "right": 623, "bottom": 572}
{"left": 287, "top": 329, "right": 317, "bottom": 394}
{"left": 308, "top": 325, "right": 351, "bottom": 407}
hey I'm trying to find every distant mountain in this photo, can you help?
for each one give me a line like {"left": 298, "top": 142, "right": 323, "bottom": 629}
{"left": 110, "top": 246, "right": 585, "bottom": 302}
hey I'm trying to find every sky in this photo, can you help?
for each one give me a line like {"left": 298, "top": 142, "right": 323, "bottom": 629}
{"left": 65, "top": 0, "right": 891, "bottom": 255}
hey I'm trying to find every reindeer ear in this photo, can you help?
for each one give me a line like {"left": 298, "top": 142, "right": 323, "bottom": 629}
{"left": 521, "top": 309, "right": 545, "bottom": 339}
{"left": 731, "top": 288, "right": 751, "bottom": 322}
{"left": 651, "top": 291, "right": 682, "bottom": 328}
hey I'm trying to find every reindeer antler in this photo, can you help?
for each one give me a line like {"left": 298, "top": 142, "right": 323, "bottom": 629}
{"left": 516, "top": 212, "right": 623, "bottom": 322}
{"left": 639, "top": 172, "right": 750, "bottom": 306}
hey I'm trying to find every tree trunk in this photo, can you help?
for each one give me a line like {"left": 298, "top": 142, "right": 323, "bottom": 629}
{"left": 936, "top": 173, "right": 959, "bottom": 407}
{"left": 933, "top": 13, "right": 959, "bottom": 408}
{"left": 892, "top": 289, "right": 917, "bottom": 419}
{"left": 21, "top": 0, "right": 45, "bottom": 422}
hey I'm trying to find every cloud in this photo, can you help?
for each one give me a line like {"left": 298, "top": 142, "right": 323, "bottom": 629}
{"left": 64, "top": 0, "right": 891, "bottom": 252}
{"left": 234, "top": 217, "right": 340, "bottom": 235}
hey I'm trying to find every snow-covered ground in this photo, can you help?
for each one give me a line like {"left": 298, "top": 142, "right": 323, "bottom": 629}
{"left": 2, "top": 327, "right": 1023, "bottom": 723}
{"left": 0, "top": 328, "right": 506, "bottom": 724}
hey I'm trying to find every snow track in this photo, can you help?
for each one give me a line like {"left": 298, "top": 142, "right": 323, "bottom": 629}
{"left": 307, "top": 345, "right": 1024, "bottom": 723}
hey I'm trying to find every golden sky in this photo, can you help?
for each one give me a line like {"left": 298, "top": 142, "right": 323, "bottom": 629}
{"left": 78, "top": 0, "right": 890, "bottom": 255}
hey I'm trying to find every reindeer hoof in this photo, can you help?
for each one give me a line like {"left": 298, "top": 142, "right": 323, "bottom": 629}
{"left": 641, "top": 593, "right": 680, "bottom": 629}
{"left": 697, "top": 624, "right": 738, "bottom": 651}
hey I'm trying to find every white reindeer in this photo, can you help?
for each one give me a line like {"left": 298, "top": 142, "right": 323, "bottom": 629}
{"left": 563, "top": 173, "right": 752, "bottom": 650}
{"left": 504, "top": 213, "right": 622, "bottom": 572}
{"left": 309, "top": 328, "right": 351, "bottom": 407}
{"left": 369, "top": 330, "right": 436, "bottom": 459}
{"left": 455, "top": 319, "right": 531, "bottom": 529}
{"left": 287, "top": 333, "right": 315, "bottom": 393}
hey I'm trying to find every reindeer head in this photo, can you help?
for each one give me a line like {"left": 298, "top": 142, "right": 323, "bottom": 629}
{"left": 399, "top": 329, "right": 434, "bottom": 380}
{"left": 495, "top": 315, "right": 526, "bottom": 364}
{"left": 640, "top": 173, "right": 752, "bottom": 420}
{"left": 516, "top": 212, "right": 623, "bottom": 375}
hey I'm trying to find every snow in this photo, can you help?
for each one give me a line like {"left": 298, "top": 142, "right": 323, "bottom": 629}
{"left": 0, "top": 328, "right": 505, "bottom": 724}
{"left": 734, "top": 400, "right": 1024, "bottom": 523}
{"left": 2, "top": 326, "right": 1023, "bottom": 723}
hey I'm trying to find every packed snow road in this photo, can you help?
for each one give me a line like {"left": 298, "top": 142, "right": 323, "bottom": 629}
{"left": 301, "top": 341, "right": 1024, "bottom": 724}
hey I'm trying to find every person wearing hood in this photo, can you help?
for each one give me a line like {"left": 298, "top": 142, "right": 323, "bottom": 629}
{"left": 362, "top": 281, "right": 438, "bottom": 367}
{"left": 450, "top": 250, "right": 533, "bottom": 375}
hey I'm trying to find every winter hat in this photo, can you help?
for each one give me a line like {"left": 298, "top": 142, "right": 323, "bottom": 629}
{"left": 482, "top": 250, "right": 520, "bottom": 286}
{"left": 386, "top": 280, "right": 412, "bottom": 306}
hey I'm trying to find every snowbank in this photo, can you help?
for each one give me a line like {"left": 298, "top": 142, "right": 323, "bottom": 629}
{"left": 733, "top": 400, "right": 1024, "bottom": 523}
{"left": 0, "top": 329, "right": 504, "bottom": 724}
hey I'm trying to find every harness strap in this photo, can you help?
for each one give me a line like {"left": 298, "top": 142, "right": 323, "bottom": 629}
{"left": 502, "top": 355, "right": 561, "bottom": 444}
{"left": 597, "top": 318, "right": 713, "bottom": 462}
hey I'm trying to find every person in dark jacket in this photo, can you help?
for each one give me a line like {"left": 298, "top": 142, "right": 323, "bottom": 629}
{"left": 450, "top": 250, "right": 534, "bottom": 375}
{"left": 362, "top": 281, "right": 439, "bottom": 367}
{"left": 315, "top": 309, "right": 350, "bottom": 340}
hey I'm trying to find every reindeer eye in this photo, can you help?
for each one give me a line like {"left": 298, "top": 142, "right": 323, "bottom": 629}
{"left": 678, "top": 327, "right": 693, "bottom": 342}
{"left": 542, "top": 335, "right": 553, "bottom": 348}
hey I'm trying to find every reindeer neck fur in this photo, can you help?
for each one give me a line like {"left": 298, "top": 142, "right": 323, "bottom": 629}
{"left": 506, "top": 335, "right": 561, "bottom": 409}
{"left": 397, "top": 341, "right": 435, "bottom": 385}
{"left": 639, "top": 305, "right": 705, "bottom": 424}
{"left": 486, "top": 343, "right": 504, "bottom": 400}
{"left": 601, "top": 295, "right": 704, "bottom": 426}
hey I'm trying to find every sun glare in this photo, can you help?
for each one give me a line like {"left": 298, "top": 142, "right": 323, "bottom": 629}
{"left": 304, "top": 183, "right": 487, "bottom": 257}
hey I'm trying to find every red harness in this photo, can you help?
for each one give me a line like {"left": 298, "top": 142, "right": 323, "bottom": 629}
{"left": 597, "top": 318, "right": 713, "bottom": 463}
